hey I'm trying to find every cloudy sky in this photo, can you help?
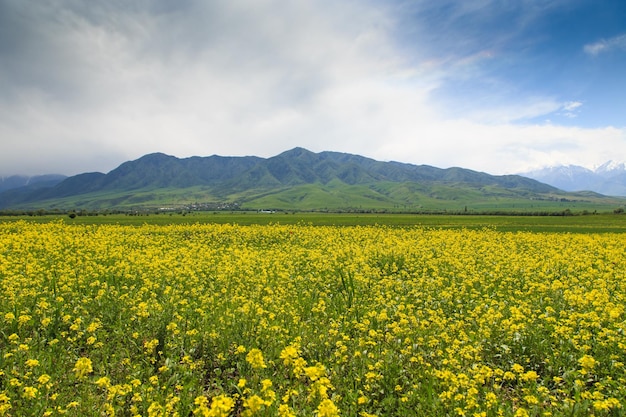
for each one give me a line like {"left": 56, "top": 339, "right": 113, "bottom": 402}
{"left": 1, "top": 0, "right": 626, "bottom": 176}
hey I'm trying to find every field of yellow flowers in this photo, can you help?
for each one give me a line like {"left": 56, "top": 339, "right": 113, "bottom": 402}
{"left": 1, "top": 220, "right": 625, "bottom": 416}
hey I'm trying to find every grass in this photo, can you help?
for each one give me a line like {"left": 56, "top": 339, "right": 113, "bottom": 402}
{"left": 236, "top": 182, "right": 625, "bottom": 214}
{"left": 3, "top": 212, "right": 626, "bottom": 233}
{"left": 6, "top": 180, "right": 626, "bottom": 213}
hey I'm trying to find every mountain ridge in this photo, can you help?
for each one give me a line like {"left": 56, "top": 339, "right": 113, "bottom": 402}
{"left": 0, "top": 148, "right": 622, "bottom": 211}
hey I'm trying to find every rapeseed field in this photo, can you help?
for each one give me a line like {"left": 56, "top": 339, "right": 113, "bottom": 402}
{"left": 1, "top": 220, "right": 625, "bottom": 416}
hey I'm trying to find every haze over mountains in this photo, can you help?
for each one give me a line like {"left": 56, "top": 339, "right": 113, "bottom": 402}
{"left": 0, "top": 148, "right": 623, "bottom": 211}
{"left": 0, "top": 174, "right": 67, "bottom": 193}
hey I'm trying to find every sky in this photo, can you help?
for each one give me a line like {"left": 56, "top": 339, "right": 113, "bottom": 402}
{"left": 1, "top": 0, "right": 626, "bottom": 176}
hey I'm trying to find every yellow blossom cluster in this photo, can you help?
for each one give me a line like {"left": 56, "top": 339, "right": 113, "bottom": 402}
{"left": 1, "top": 220, "right": 625, "bottom": 415}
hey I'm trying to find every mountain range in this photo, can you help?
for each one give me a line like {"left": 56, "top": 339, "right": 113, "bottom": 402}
{"left": 0, "top": 174, "right": 67, "bottom": 193}
{"left": 520, "top": 161, "right": 626, "bottom": 196}
{"left": 0, "top": 148, "right": 622, "bottom": 212}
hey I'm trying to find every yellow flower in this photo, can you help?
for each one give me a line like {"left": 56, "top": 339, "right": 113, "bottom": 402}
{"left": 503, "top": 371, "right": 516, "bottom": 381}
{"left": 292, "top": 357, "right": 308, "bottom": 376}
{"left": 25, "top": 359, "right": 39, "bottom": 368}
{"left": 593, "top": 397, "right": 621, "bottom": 411}
{"left": 524, "top": 395, "right": 539, "bottom": 405}
{"left": 103, "top": 403, "right": 115, "bottom": 416}
{"left": 243, "top": 394, "right": 267, "bottom": 415}
{"left": 147, "top": 402, "right": 163, "bottom": 417}
{"left": 96, "top": 377, "right": 111, "bottom": 388}
{"left": 22, "top": 386, "right": 38, "bottom": 399}
{"left": 261, "top": 379, "right": 273, "bottom": 391}
{"left": 317, "top": 398, "right": 340, "bottom": 417}
{"left": 521, "top": 371, "right": 539, "bottom": 382}
{"left": 37, "top": 374, "right": 51, "bottom": 385}
{"left": 86, "top": 321, "right": 101, "bottom": 333}
{"left": 278, "top": 404, "right": 296, "bottom": 417}
{"left": 144, "top": 338, "right": 160, "bottom": 352}
{"left": 513, "top": 408, "right": 529, "bottom": 417}
{"left": 579, "top": 355, "right": 597, "bottom": 371}
{"left": 485, "top": 392, "right": 497, "bottom": 407}
{"left": 246, "top": 348, "right": 267, "bottom": 369}
{"left": 210, "top": 395, "right": 235, "bottom": 417}
{"left": 73, "top": 357, "right": 93, "bottom": 379}
{"left": 511, "top": 363, "right": 524, "bottom": 374}
{"left": 280, "top": 343, "right": 301, "bottom": 366}
{"left": 304, "top": 364, "right": 326, "bottom": 381}
{"left": 193, "top": 396, "right": 209, "bottom": 416}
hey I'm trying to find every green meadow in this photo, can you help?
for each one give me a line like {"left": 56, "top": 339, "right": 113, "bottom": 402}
{"left": 3, "top": 212, "right": 626, "bottom": 233}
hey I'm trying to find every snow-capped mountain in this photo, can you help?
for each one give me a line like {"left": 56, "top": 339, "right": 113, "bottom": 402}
{"left": 595, "top": 161, "right": 626, "bottom": 176}
{"left": 520, "top": 161, "right": 626, "bottom": 196}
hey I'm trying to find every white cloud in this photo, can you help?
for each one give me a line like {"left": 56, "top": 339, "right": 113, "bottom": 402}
{"left": 562, "top": 101, "right": 582, "bottom": 112}
{"left": 0, "top": 1, "right": 624, "bottom": 178}
{"left": 584, "top": 33, "right": 626, "bottom": 55}
{"left": 559, "top": 101, "right": 583, "bottom": 118}
{"left": 373, "top": 116, "right": 626, "bottom": 174}
{"left": 0, "top": 1, "right": 400, "bottom": 173}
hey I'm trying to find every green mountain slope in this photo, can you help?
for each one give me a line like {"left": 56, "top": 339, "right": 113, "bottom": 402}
{"left": 1, "top": 148, "right": 623, "bottom": 212}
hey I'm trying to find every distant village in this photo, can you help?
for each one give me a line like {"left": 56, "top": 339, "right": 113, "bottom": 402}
{"left": 158, "top": 202, "right": 241, "bottom": 212}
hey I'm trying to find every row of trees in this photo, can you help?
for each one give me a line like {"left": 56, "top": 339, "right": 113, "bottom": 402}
{"left": 1, "top": 207, "right": 625, "bottom": 217}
